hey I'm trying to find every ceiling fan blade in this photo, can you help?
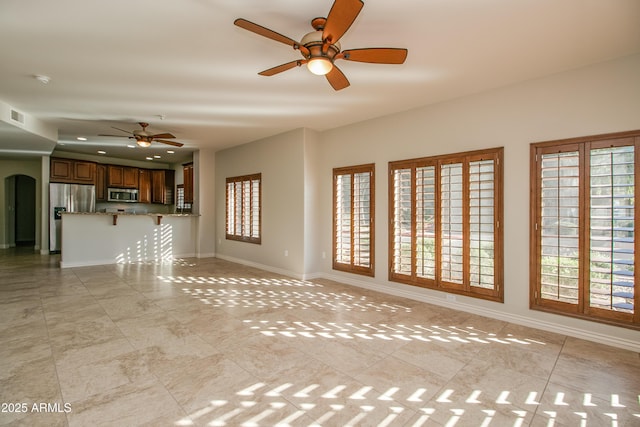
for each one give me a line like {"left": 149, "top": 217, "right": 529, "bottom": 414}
{"left": 150, "top": 133, "right": 176, "bottom": 139}
{"left": 234, "top": 18, "right": 309, "bottom": 56}
{"left": 258, "top": 60, "right": 306, "bottom": 76}
{"left": 323, "top": 0, "right": 364, "bottom": 44}
{"left": 325, "top": 65, "right": 350, "bottom": 91}
{"left": 98, "top": 134, "right": 129, "bottom": 137}
{"left": 155, "top": 139, "right": 184, "bottom": 147}
{"left": 339, "top": 48, "right": 408, "bottom": 64}
{"left": 110, "top": 126, "right": 133, "bottom": 134}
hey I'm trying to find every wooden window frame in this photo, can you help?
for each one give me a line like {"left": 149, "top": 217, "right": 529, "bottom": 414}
{"left": 333, "top": 164, "right": 375, "bottom": 277}
{"left": 388, "top": 147, "right": 504, "bottom": 302}
{"left": 530, "top": 130, "right": 640, "bottom": 330}
{"left": 225, "top": 173, "right": 262, "bottom": 244}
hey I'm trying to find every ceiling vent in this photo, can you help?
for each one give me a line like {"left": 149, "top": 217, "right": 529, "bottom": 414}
{"left": 10, "top": 109, "right": 25, "bottom": 125}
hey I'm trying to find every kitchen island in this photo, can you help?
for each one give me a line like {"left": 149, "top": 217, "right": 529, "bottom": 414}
{"left": 60, "top": 212, "right": 199, "bottom": 268}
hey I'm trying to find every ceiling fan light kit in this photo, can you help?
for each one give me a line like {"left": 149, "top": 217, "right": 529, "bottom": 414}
{"left": 136, "top": 139, "right": 152, "bottom": 148}
{"left": 307, "top": 57, "right": 333, "bottom": 75}
{"left": 99, "top": 122, "right": 184, "bottom": 148}
{"left": 234, "top": 0, "right": 407, "bottom": 90}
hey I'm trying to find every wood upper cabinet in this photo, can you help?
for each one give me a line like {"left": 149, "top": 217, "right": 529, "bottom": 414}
{"left": 107, "top": 165, "right": 138, "bottom": 188}
{"left": 183, "top": 162, "right": 194, "bottom": 204}
{"left": 50, "top": 158, "right": 73, "bottom": 181}
{"left": 96, "top": 164, "right": 107, "bottom": 201}
{"left": 50, "top": 158, "right": 96, "bottom": 184}
{"left": 152, "top": 169, "right": 175, "bottom": 205}
{"left": 138, "top": 169, "right": 151, "bottom": 203}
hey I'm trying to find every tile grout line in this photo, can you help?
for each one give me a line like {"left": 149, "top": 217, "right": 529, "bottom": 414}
{"left": 529, "top": 334, "right": 569, "bottom": 423}
{"left": 99, "top": 263, "right": 196, "bottom": 425}
{"left": 39, "top": 265, "right": 86, "bottom": 427}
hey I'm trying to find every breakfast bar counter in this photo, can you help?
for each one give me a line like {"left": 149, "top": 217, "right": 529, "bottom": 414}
{"left": 60, "top": 212, "right": 199, "bottom": 268}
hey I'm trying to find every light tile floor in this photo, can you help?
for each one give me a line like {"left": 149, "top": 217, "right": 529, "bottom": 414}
{"left": 1, "top": 248, "right": 639, "bottom": 426}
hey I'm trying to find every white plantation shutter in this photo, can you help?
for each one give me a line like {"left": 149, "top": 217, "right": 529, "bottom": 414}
{"left": 225, "top": 174, "right": 261, "bottom": 244}
{"left": 539, "top": 151, "right": 580, "bottom": 304}
{"left": 392, "top": 168, "right": 412, "bottom": 276}
{"left": 416, "top": 166, "right": 436, "bottom": 280}
{"left": 469, "top": 159, "right": 496, "bottom": 289}
{"left": 333, "top": 164, "right": 375, "bottom": 276}
{"left": 589, "top": 146, "right": 634, "bottom": 313}
{"left": 532, "top": 131, "right": 639, "bottom": 328}
{"left": 335, "top": 174, "right": 352, "bottom": 265}
{"left": 440, "top": 163, "right": 464, "bottom": 284}
{"left": 389, "top": 148, "right": 503, "bottom": 302}
{"left": 353, "top": 171, "right": 372, "bottom": 267}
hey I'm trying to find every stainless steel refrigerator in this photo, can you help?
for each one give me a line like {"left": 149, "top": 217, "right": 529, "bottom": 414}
{"left": 49, "top": 183, "right": 96, "bottom": 253}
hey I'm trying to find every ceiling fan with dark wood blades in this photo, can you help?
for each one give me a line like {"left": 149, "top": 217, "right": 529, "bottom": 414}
{"left": 99, "top": 122, "right": 184, "bottom": 148}
{"left": 234, "top": 0, "right": 408, "bottom": 91}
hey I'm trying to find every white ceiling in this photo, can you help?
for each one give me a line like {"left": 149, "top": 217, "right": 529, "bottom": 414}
{"left": 1, "top": 0, "right": 639, "bottom": 163}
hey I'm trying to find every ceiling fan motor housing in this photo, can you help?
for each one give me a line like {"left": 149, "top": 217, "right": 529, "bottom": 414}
{"left": 300, "top": 31, "right": 341, "bottom": 60}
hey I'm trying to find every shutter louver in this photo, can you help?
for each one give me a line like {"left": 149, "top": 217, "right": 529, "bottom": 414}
{"left": 589, "top": 146, "right": 635, "bottom": 314}
{"left": 539, "top": 151, "right": 580, "bottom": 304}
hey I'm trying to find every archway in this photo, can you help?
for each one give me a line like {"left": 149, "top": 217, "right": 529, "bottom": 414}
{"left": 4, "top": 174, "right": 36, "bottom": 247}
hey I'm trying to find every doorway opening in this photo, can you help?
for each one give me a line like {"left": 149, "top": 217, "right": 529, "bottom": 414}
{"left": 4, "top": 174, "right": 36, "bottom": 248}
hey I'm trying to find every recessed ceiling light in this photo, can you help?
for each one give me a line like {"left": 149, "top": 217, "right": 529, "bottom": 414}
{"left": 167, "top": 150, "right": 175, "bottom": 154}
{"left": 97, "top": 150, "right": 106, "bottom": 155}
{"left": 127, "top": 145, "right": 136, "bottom": 148}
{"left": 154, "top": 155, "right": 161, "bottom": 159}
{"left": 77, "top": 137, "right": 87, "bottom": 141}
{"left": 146, "top": 157, "right": 153, "bottom": 160}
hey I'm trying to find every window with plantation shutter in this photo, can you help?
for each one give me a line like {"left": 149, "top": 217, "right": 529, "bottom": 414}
{"left": 226, "top": 173, "right": 261, "bottom": 244}
{"left": 333, "top": 164, "right": 375, "bottom": 276}
{"left": 531, "top": 130, "right": 640, "bottom": 329}
{"left": 389, "top": 148, "right": 503, "bottom": 302}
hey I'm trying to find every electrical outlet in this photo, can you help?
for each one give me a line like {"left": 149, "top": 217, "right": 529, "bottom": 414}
{"left": 284, "top": 250, "right": 289, "bottom": 257}
{"left": 446, "top": 294, "right": 456, "bottom": 302}
{"left": 322, "top": 251, "right": 326, "bottom": 259}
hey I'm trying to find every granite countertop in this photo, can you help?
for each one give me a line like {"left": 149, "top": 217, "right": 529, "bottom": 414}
{"left": 62, "top": 212, "right": 199, "bottom": 217}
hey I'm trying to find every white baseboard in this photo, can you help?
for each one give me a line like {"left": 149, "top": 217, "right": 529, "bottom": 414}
{"left": 217, "top": 259, "right": 640, "bottom": 353}
{"left": 319, "top": 272, "right": 640, "bottom": 353}
{"left": 196, "top": 252, "right": 216, "bottom": 259}
{"left": 215, "top": 254, "right": 305, "bottom": 280}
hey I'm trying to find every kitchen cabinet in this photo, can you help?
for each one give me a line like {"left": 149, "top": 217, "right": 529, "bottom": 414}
{"left": 138, "top": 169, "right": 152, "bottom": 203}
{"left": 96, "top": 164, "right": 107, "bottom": 201}
{"left": 183, "top": 162, "right": 194, "bottom": 204}
{"left": 107, "top": 165, "right": 138, "bottom": 189}
{"left": 50, "top": 158, "right": 73, "bottom": 181}
{"left": 152, "top": 169, "right": 174, "bottom": 205}
{"left": 50, "top": 158, "right": 96, "bottom": 184}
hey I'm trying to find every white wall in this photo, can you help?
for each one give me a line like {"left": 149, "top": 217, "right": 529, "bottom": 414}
{"left": 215, "top": 129, "right": 306, "bottom": 276}
{"left": 303, "top": 128, "right": 322, "bottom": 275}
{"left": 195, "top": 148, "right": 216, "bottom": 258}
{"left": 0, "top": 157, "right": 42, "bottom": 249}
{"left": 314, "top": 53, "right": 640, "bottom": 349}
{"left": 210, "top": 54, "right": 640, "bottom": 350}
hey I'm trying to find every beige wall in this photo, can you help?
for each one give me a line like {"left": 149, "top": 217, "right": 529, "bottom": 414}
{"left": 195, "top": 148, "right": 216, "bottom": 257}
{"left": 215, "top": 129, "right": 306, "bottom": 275}
{"left": 214, "top": 53, "right": 640, "bottom": 349}
{"left": 315, "top": 53, "right": 640, "bottom": 347}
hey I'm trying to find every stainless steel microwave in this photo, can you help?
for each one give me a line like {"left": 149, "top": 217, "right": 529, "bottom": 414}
{"left": 107, "top": 188, "right": 139, "bottom": 203}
